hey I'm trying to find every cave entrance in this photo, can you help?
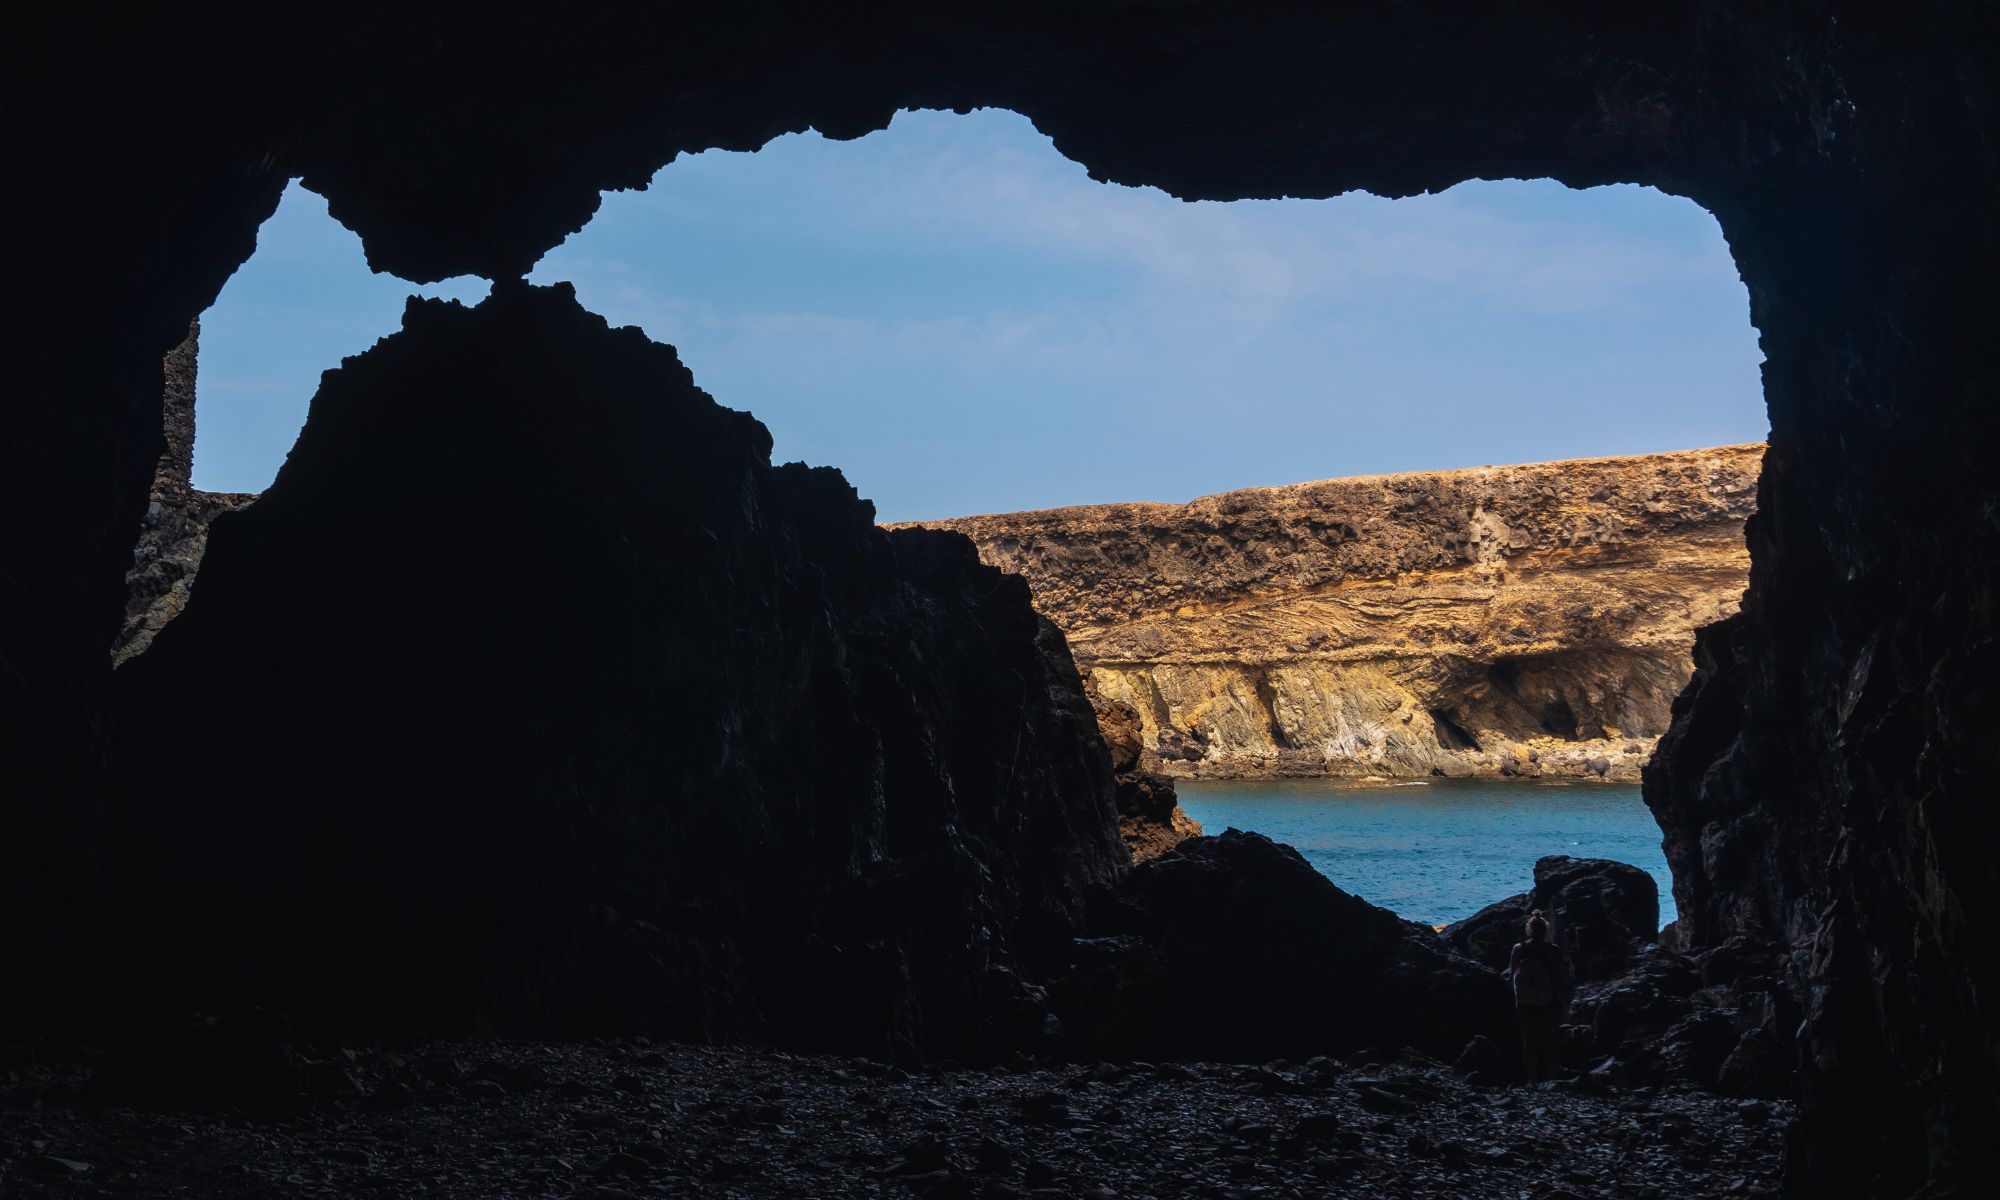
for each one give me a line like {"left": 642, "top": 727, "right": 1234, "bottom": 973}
{"left": 186, "top": 107, "right": 1765, "bottom": 520}
{"left": 185, "top": 185, "right": 490, "bottom": 496}
{"left": 169, "top": 108, "right": 1766, "bottom": 935}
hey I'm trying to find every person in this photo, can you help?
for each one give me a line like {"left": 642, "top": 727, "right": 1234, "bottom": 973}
{"left": 1509, "top": 908, "right": 1571, "bottom": 1082}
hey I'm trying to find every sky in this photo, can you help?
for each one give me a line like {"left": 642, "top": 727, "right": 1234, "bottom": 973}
{"left": 193, "top": 108, "right": 1767, "bottom": 522}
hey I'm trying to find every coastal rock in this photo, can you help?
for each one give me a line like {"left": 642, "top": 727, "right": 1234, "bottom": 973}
{"left": 1450, "top": 859, "right": 1794, "bottom": 1096}
{"left": 107, "top": 285, "right": 1129, "bottom": 1055}
{"left": 905, "top": 447, "right": 1758, "bottom": 781}
{"left": 1549, "top": 939, "right": 1798, "bottom": 1100}
{"left": 1440, "top": 894, "right": 1533, "bottom": 973}
{"left": 1060, "top": 830, "right": 1509, "bottom": 1062}
{"left": 1531, "top": 856, "right": 1660, "bottom": 980}
{"left": 1443, "top": 856, "right": 1657, "bottom": 980}
{"left": 1080, "top": 672, "right": 1200, "bottom": 862}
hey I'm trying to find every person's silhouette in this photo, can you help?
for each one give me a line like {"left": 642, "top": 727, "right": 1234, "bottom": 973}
{"left": 1509, "top": 909, "right": 1570, "bottom": 1082}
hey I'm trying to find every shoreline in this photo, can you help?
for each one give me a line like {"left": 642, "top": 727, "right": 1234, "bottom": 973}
{"left": 1157, "top": 735, "right": 1656, "bottom": 784}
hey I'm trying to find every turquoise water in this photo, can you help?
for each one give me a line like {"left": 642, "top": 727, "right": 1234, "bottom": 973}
{"left": 1175, "top": 778, "right": 1675, "bottom": 930}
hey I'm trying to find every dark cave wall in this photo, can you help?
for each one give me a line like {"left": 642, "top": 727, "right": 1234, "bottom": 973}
{"left": 8, "top": 3, "right": 1998, "bottom": 1194}
{"left": 2, "top": 60, "right": 289, "bottom": 1036}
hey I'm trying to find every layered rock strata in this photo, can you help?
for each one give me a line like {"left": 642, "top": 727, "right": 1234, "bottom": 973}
{"left": 908, "top": 446, "right": 1760, "bottom": 782}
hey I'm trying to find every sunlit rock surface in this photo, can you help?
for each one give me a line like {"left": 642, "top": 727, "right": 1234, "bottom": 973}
{"left": 905, "top": 445, "right": 1759, "bottom": 781}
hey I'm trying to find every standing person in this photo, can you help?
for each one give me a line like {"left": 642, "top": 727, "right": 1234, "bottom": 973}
{"left": 1509, "top": 909, "right": 1570, "bottom": 1082}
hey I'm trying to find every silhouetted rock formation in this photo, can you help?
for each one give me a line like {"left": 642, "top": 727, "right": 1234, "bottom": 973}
{"left": 907, "top": 447, "right": 1758, "bottom": 781}
{"left": 11, "top": 6, "right": 2000, "bottom": 1193}
{"left": 1061, "top": 831, "right": 1509, "bottom": 1062}
{"left": 109, "top": 285, "right": 1128, "bottom": 1056}
{"left": 1445, "top": 856, "right": 1658, "bottom": 979}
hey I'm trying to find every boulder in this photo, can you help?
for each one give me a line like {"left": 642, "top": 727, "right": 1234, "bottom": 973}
{"left": 1440, "top": 893, "right": 1532, "bottom": 972}
{"left": 1451, "top": 1034, "right": 1512, "bottom": 1085}
{"left": 1530, "top": 856, "right": 1660, "bottom": 980}
{"left": 1447, "top": 857, "right": 1658, "bottom": 982}
{"left": 1575, "top": 948, "right": 1701, "bottom": 1054}
{"left": 1057, "top": 830, "right": 1510, "bottom": 1062}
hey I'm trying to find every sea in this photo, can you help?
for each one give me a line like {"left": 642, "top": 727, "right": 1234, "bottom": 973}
{"left": 1174, "top": 777, "right": 1675, "bottom": 931}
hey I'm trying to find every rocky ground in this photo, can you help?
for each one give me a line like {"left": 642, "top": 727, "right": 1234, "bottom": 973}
{"left": 2, "top": 1039, "right": 1788, "bottom": 1199}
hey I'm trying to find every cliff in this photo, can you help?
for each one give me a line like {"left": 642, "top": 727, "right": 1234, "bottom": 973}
{"left": 905, "top": 445, "right": 1761, "bottom": 781}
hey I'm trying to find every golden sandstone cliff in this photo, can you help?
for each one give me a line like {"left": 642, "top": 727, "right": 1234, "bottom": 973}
{"left": 904, "top": 445, "right": 1761, "bottom": 782}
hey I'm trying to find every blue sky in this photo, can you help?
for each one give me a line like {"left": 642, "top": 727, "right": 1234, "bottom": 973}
{"left": 194, "top": 108, "right": 1766, "bottom": 521}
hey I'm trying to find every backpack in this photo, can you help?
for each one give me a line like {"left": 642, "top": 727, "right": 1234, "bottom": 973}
{"left": 1513, "top": 942, "right": 1557, "bottom": 1007}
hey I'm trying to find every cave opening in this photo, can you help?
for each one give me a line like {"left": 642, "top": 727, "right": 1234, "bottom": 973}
{"left": 157, "top": 102, "right": 1768, "bottom": 972}
{"left": 15, "top": 8, "right": 1997, "bottom": 1196}
{"left": 184, "top": 109, "right": 1767, "bottom": 518}
{"left": 8, "top": 7, "right": 1994, "bottom": 1194}
{"left": 185, "top": 184, "right": 490, "bottom": 495}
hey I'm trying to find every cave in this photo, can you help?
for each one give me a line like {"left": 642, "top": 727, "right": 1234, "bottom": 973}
{"left": 1428, "top": 707, "right": 1483, "bottom": 754}
{"left": 8, "top": 6, "right": 1997, "bottom": 1197}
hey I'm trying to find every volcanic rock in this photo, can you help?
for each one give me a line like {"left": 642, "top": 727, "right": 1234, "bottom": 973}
{"left": 1531, "top": 856, "right": 1660, "bottom": 979}
{"left": 1443, "top": 855, "right": 1657, "bottom": 980}
{"left": 1059, "top": 830, "right": 1509, "bottom": 1062}
{"left": 1440, "top": 894, "right": 1534, "bottom": 974}
{"left": 11, "top": 6, "right": 2000, "bottom": 1193}
{"left": 107, "top": 284, "right": 1128, "bottom": 1056}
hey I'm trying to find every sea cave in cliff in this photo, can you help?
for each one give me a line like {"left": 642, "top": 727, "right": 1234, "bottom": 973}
{"left": 8, "top": 6, "right": 1998, "bottom": 1199}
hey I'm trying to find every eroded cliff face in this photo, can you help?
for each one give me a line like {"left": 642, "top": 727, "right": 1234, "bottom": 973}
{"left": 909, "top": 446, "right": 1760, "bottom": 782}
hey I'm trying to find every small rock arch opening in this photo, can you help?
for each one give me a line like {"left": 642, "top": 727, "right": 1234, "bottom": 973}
{"left": 116, "top": 183, "right": 490, "bottom": 662}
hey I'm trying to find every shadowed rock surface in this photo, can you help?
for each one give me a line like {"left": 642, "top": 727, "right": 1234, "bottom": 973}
{"left": 1063, "top": 831, "right": 1510, "bottom": 1064}
{"left": 1445, "top": 857, "right": 1796, "bottom": 1102}
{"left": 109, "top": 284, "right": 1128, "bottom": 1057}
{"left": 10, "top": 4, "right": 2000, "bottom": 1193}
{"left": 906, "top": 446, "right": 1759, "bottom": 782}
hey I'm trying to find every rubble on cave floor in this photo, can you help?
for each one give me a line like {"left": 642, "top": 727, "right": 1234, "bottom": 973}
{"left": 2, "top": 1039, "right": 1787, "bottom": 1199}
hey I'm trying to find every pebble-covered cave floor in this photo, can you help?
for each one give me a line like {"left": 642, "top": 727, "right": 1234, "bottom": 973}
{"left": 2, "top": 1040, "right": 1787, "bottom": 1199}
